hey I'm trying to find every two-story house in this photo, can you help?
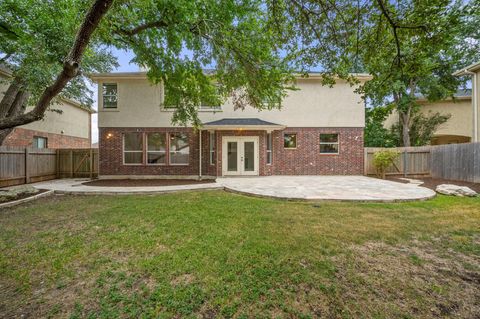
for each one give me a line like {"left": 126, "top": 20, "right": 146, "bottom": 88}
{"left": 1, "top": 66, "right": 93, "bottom": 148}
{"left": 384, "top": 61, "right": 480, "bottom": 145}
{"left": 91, "top": 72, "right": 369, "bottom": 179}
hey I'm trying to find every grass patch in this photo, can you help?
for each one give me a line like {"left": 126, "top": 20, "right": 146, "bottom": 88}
{"left": 0, "top": 191, "right": 479, "bottom": 318}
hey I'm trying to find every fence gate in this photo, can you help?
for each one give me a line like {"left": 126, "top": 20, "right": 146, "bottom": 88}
{"left": 56, "top": 149, "right": 98, "bottom": 178}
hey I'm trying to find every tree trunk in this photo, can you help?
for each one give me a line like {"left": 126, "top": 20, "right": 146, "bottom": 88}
{"left": 399, "top": 111, "right": 411, "bottom": 147}
{"left": 0, "top": 90, "right": 30, "bottom": 145}
{"left": 0, "top": 78, "right": 22, "bottom": 118}
{"left": 0, "top": 0, "right": 114, "bottom": 130}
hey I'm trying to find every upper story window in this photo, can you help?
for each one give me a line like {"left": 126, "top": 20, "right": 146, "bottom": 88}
{"left": 33, "top": 136, "right": 47, "bottom": 149}
{"left": 283, "top": 133, "right": 297, "bottom": 149}
{"left": 320, "top": 133, "right": 339, "bottom": 154}
{"left": 102, "top": 83, "right": 118, "bottom": 108}
{"left": 163, "top": 85, "right": 221, "bottom": 111}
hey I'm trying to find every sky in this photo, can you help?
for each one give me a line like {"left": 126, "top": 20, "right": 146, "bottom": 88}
{"left": 90, "top": 48, "right": 137, "bottom": 144}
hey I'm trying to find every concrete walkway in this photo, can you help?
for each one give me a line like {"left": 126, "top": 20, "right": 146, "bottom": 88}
{"left": 217, "top": 176, "right": 436, "bottom": 201}
{"left": 32, "top": 176, "right": 435, "bottom": 201}
{"left": 32, "top": 179, "right": 222, "bottom": 194}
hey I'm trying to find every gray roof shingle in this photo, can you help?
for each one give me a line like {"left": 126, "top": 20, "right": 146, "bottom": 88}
{"left": 203, "top": 118, "right": 283, "bottom": 126}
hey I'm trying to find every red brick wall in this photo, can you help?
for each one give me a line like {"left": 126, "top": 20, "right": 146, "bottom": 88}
{"left": 271, "top": 127, "right": 364, "bottom": 175}
{"left": 99, "top": 127, "right": 364, "bottom": 177}
{"left": 99, "top": 127, "right": 201, "bottom": 176}
{"left": 3, "top": 127, "right": 91, "bottom": 148}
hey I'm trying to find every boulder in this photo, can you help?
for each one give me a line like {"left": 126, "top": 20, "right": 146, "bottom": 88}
{"left": 435, "top": 184, "right": 478, "bottom": 197}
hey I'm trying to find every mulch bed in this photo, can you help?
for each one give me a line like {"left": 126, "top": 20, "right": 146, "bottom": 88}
{"left": 388, "top": 177, "right": 480, "bottom": 193}
{"left": 82, "top": 179, "right": 215, "bottom": 187}
{"left": 0, "top": 189, "right": 49, "bottom": 204}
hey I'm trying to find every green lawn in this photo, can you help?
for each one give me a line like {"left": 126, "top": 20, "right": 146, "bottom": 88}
{"left": 0, "top": 191, "right": 479, "bottom": 318}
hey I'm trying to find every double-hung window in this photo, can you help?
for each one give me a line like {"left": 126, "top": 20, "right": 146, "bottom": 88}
{"left": 209, "top": 132, "right": 216, "bottom": 164}
{"left": 319, "top": 133, "right": 339, "bottom": 154}
{"left": 283, "top": 133, "right": 297, "bottom": 149}
{"left": 169, "top": 133, "right": 189, "bottom": 165}
{"left": 123, "top": 133, "right": 143, "bottom": 164}
{"left": 147, "top": 133, "right": 166, "bottom": 164}
{"left": 33, "top": 136, "right": 47, "bottom": 149}
{"left": 266, "top": 133, "right": 272, "bottom": 164}
{"left": 102, "top": 83, "right": 117, "bottom": 108}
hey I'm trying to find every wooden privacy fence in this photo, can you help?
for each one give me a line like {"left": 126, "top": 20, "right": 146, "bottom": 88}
{"left": 0, "top": 146, "right": 57, "bottom": 187}
{"left": 365, "top": 142, "right": 480, "bottom": 183}
{"left": 0, "top": 147, "right": 98, "bottom": 187}
{"left": 364, "top": 146, "right": 431, "bottom": 177}
{"left": 430, "top": 142, "right": 480, "bottom": 183}
{"left": 57, "top": 149, "right": 99, "bottom": 179}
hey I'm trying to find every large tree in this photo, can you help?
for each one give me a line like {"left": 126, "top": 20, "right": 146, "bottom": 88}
{"left": 269, "top": 0, "right": 480, "bottom": 146}
{"left": 1, "top": 0, "right": 479, "bottom": 148}
{"left": 0, "top": 0, "right": 297, "bottom": 144}
{"left": 0, "top": 0, "right": 117, "bottom": 143}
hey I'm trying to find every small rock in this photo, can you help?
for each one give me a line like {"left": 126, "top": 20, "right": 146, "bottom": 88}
{"left": 435, "top": 184, "right": 477, "bottom": 197}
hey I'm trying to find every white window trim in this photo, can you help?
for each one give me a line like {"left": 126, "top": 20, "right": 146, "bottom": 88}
{"left": 102, "top": 83, "right": 118, "bottom": 109}
{"left": 266, "top": 133, "right": 272, "bottom": 165}
{"left": 123, "top": 133, "right": 143, "bottom": 165}
{"left": 209, "top": 131, "right": 216, "bottom": 165}
{"left": 283, "top": 133, "right": 297, "bottom": 149}
{"left": 169, "top": 133, "right": 190, "bottom": 165}
{"left": 319, "top": 134, "right": 340, "bottom": 155}
{"left": 146, "top": 133, "right": 167, "bottom": 166}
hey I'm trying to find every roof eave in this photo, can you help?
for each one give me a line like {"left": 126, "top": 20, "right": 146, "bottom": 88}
{"left": 453, "top": 61, "right": 480, "bottom": 76}
{"left": 201, "top": 124, "right": 286, "bottom": 131}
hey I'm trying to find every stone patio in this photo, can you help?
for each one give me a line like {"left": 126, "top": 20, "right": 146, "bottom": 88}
{"left": 217, "top": 176, "right": 436, "bottom": 201}
{"left": 32, "top": 176, "right": 436, "bottom": 201}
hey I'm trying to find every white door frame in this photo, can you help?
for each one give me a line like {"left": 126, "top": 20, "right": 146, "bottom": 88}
{"left": 222, "top": 136, "right": 259, "bottom": 176}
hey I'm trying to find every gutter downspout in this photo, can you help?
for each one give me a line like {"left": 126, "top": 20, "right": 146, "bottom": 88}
{"left": 198, "top": 130, "right": 202, "bottom": 180}
{"left": 464, "top": 70, "right": 478, "bottom": 143}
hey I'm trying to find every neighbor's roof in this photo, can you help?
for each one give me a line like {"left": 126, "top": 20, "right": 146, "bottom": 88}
{"left": 416, "top": 89, "right": 472, "bottom": 102}
{"left": 89, "top": 71, "right": 372, "bottom": 81}
{"left": 0, "top": 65, "right": 95, "bottom": 114}
{"left": 202, "top": 118, "right": 285, "bottom": 130}
{"left": 453, "top": 61, "right": 480, "bottom": 76}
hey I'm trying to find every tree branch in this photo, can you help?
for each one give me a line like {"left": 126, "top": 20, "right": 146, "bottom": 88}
{"left": 117, "top": 20, "right": 169, "bottom": 36}
{"left": 0, "top": 0, "right": 114, "bottom": 130}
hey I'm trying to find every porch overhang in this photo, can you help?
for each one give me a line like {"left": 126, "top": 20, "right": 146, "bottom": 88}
{"left": 201, "top": 118, "right": 286, "bottom": 132}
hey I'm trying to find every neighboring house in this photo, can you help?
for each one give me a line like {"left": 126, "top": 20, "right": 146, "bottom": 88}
{"left": 90, "top": 71, "right": 369, "bottom": 178}
{"left": 384, "top": 61, "right": 480, "bottom": 145}
{"left": 453, "top": 61, "right": 480, "bottom": 143}
{"left": 0, "top": 67, "right": 93, "bottom": 149}
{"left": 384, "top": 90, "right": 473, "bottom": 145}
{"left": 0, "top": 67, "right": 95, "bottom": 148}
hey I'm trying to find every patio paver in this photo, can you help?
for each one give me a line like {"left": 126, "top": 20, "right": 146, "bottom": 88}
{"left": 32, "top": 176, "right": 436, "bottom": 201}
{"left": 217, "top": 175, "right": 436, "bottom": 201}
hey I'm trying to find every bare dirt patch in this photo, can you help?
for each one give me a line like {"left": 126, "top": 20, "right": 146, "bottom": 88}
{"left": 170, "top": 274, "right": 195, "bottom": 286}
{"left": 82, "top": 179, "right": 215, "bottom": 187}
{"left": 389, "top": 176, "right": 480, "bottom": 193}
{"left": 333, "top": 237, "right": 480, "bottom": 318}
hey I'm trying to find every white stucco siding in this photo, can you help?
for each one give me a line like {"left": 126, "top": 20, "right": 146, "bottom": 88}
{"left": 1, "top": 73, "right": 91, "bottom": 139}
{"left": 384, "top": 99, "right": 473, "bottom": 139}
{"left": 97, "top": 78, "right": 365, "bottom": 128}
{"left": 20, "top": 100, "right": 91, "bottom": 139}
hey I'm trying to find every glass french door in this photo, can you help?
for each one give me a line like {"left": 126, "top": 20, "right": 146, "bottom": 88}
{"left": 222, "top": 137, "right": 259, "bottom": 176}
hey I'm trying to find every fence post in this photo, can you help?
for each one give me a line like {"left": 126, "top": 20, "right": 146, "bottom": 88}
{"left": 89, "top": 148, "right": 93, "bottom": 179}
{"left": 24, "top": 148, "right": 30, "bottom": 184}
{"left": 364, "top": 148, "right": 368, "bottom": 175}
{"left": 70, "top": 150, "right": 74, "bottom": 178}
{"left": 403, "top": 148, "right": 408, "bottom": 177}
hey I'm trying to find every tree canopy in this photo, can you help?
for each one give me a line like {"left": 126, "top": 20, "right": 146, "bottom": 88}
{"left": 0, "top": 0, "right": 479, "bottom": 145}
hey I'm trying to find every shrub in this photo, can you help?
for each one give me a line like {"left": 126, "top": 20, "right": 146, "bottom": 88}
{"left": 373, "top": 149, "right": 400, "bottom": 179}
